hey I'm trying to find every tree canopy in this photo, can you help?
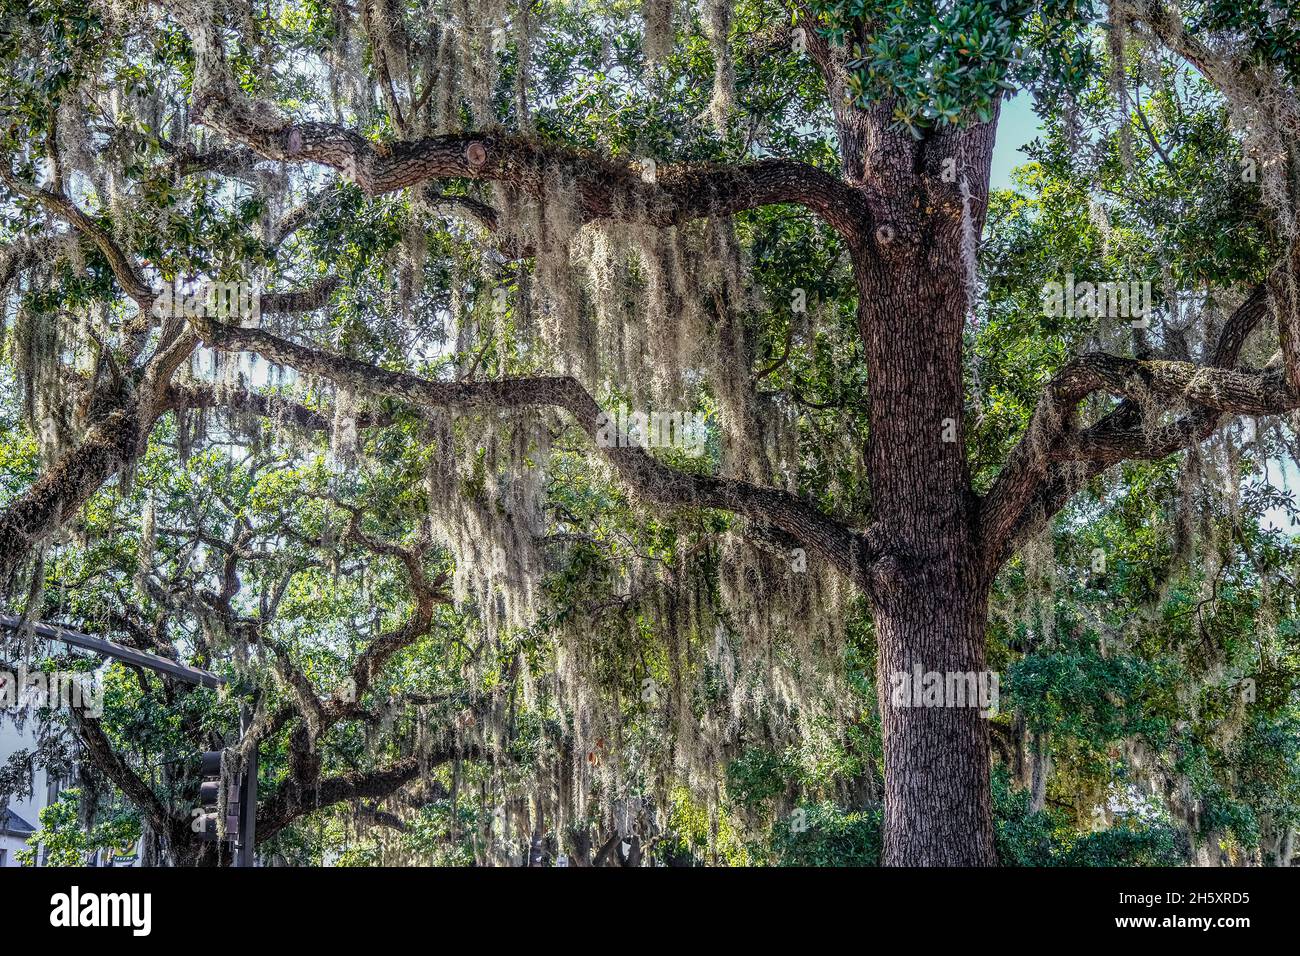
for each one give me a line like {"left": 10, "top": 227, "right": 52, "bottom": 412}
{"left": 0, "top": 0, "right": 1298, "bottom": 866}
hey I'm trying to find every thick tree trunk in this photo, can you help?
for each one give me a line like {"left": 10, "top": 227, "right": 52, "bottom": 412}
{"left": 859, "top": 236, "right": 999, "bottom": 864}
{"left": 875, "top": 586, "right": 996, "bottom": 865}
{"left": 847, "top": 112, "right": 1000, "bottom": 865}
{"left": 859, "top": 233, "right": 998, "bottom": 862}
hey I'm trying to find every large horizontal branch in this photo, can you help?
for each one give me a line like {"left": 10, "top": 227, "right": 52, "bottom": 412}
{"left": 260, "top": 276, "right": 342, "bottom": 314}
{"left": 980, "top": 284, "right": 1274, "bottom": 569}
{"left": 1063, "top": 352, "right": 1297, "bottom": 421}
{"left": 166, "top": 382, "right": 393, "bottom": 431}
{"left": 164, "top": 142, "right": 260, "bottom": 178}
{"left": 1048, "top": 285, "right": 1275, "bottom": 466}
{"left": 222, "top": 127, "right": 866, "bottom": 242}
{"left": 192, "top": 317, "right": 880, "bottom": 588}
{"left": 162, "top": 0, "right": 868, "bottom": 242}
{"left": 255, "top": 744, "right": 480, "bottom": 846}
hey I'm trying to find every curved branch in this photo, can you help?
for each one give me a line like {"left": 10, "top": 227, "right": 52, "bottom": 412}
{"left": 192, "top": 316, "right": 880, "bottom": 588}
{"left": 1113, "top": 0, "right": 1300, "bottom": 141}
{"left": 163, "top": 0, "right": 868, "bottom": 242}
{"left": 979, "top": 283, "right": 1273, "bottom": 570}
{"left": 255, "top": 744, "right": 480, "bottom": 845}
{"left": 71, "top": 711, "right": 176, "bottom": 838}
{"left": 0, "top": 168, "right": 156, "bottom": 311}
{"left": 0, "top": 329, "right": 202, "bottom": 587}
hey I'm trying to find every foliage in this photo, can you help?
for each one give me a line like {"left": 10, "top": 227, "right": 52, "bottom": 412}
{"left": 15, "top": 788, "right": 140, "bottom": 867}
{"left": 0, "top": 0, "right": 1297, "bottom": 867}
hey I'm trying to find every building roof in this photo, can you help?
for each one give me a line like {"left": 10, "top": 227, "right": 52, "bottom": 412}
{"left": 0, "top": 807, "right": 36, "bottom": 836}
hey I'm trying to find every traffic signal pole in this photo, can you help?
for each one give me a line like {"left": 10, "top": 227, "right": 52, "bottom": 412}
{"left": 236, "top": 705, "right": 257, "bottom": 867}
{"left": 0, "top": 614, "right": 222, "bottom": 687}
{"left": 1, "top": 613, "right": 258, "bottom": 867}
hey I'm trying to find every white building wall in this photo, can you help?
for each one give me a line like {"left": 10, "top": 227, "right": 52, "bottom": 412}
{"left": 0, "top": 714, "right": 56, "bottom": 866}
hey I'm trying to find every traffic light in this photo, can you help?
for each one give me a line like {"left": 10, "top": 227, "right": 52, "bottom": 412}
{"left": 193, "top": 751, "right": 241, "bottom": 843}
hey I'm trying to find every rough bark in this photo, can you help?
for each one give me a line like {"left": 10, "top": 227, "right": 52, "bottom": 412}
{"left": 0, "top": 404, "right": 144, "bottom": 587}
{"left": 849, "top": 107, "right": 1001, "bottom": 863}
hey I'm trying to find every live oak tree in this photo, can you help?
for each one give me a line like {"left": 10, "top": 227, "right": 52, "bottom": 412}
{"left": 6, "top": 437, "right": 504, "bottom": 866}
{"left": 1, "top": 0, "right": 1299, "bottom": 866}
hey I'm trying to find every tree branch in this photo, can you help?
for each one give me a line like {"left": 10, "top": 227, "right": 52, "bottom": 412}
{"left": 980, "top": 284, "right": 1274, "bottom": 569}
{"left": 192, "top": 316, "right": 881, "bottom": 588}
{"left": 163, "top": 0, "right": 868, "bottom": 242}
{"left": 71, "top": 710, "right": 176, "bottom": 839}
{"left": 1113, "top": 0, "right": 1300, "bottom": 141}
{"left": 166, "top": 382, "right": 393, "bottom": 431}
{"left": 0, "top": 405, "right": 146, "bottom": 586}
{"left": 261, "top": 276, "right": 342, "bottom": 314}
{"left": 0, "top": 167, "right": 156, "bottom": 312}
{"left": 255, "top": 744, "right": 479, "bottom": 845}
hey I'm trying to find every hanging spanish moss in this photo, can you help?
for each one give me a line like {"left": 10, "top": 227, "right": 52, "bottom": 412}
{"left": 703, "top": 0, "right": 735, "bottom": 130}
{"left": 643, "top": 0, "right": 675, "bottom": 68}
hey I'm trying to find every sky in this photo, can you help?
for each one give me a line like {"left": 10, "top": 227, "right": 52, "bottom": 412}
{"left": 990, "top": 93, "right": 1041, "bottom": 192}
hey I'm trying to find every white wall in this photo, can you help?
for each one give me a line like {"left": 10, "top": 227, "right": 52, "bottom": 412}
{"left": 0, "top": 713, "right": 54, "bottom": 865}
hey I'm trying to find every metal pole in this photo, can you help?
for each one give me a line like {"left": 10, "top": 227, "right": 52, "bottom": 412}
{"left": 0, "top": 614, "right": 223, "bottom": 688}
{"left": 236, "top": 705, "right": 258, "bottom": 867}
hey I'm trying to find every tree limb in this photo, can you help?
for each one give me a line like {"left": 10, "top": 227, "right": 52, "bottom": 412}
{"left": 192, "top": 316, "right": 881, "bottom": 588}
{"left": 162, "top": 0, "right": 869, "bottom": 242}
{"left": 255, "top": 745, "right": 479, "bottom": 845}
{"left": 980, "top": 284, "right": 1274, "bottom": 569}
